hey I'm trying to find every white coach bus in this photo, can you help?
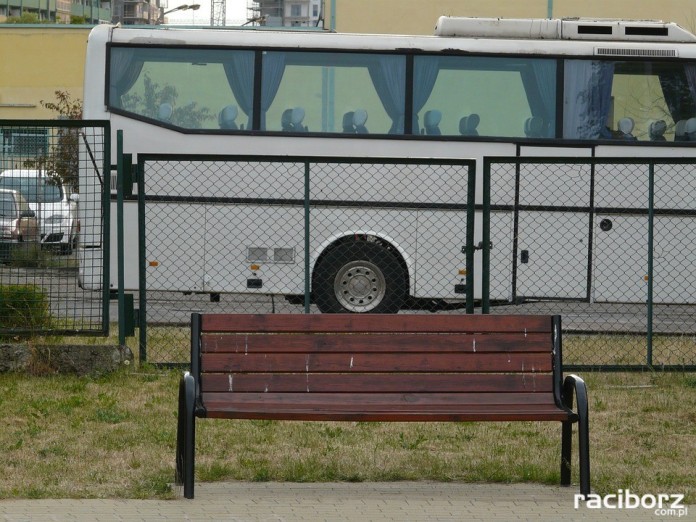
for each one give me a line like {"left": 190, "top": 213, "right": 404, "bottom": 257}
{"left": 80, "top": 17, "right": 696, "bottom": 312}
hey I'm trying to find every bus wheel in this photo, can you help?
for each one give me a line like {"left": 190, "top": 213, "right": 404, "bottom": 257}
{"left": 313, "top": 241, "right": 407, "bottom": 314}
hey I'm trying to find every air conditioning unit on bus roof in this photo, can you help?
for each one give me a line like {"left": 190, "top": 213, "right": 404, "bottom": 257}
{"left": 434, "top": 16, "right": 696, "bottom": 43}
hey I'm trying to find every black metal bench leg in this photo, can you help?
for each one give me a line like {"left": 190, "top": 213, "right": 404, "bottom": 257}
{"left": 176, "top": 372, "right": 197, "bottom": 499}
{"left": 175, "top": 376, "right": 186, "bottom": 487}
{"left": 577, "top": 404, "right": 591, "bottom": 496}
{"left": 560, "top": 420, "right": 572, "bottom": 487}
{"left": 563, "top": 374, "right": 591, "bottom": 495}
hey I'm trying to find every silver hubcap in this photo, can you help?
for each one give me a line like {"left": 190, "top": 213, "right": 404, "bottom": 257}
{"left": 334, "top": 260, "right": 386, "bottom": 312}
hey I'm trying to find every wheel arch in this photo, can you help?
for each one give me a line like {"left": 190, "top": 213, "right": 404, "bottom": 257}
{"left": 310, "top": 230, "right": 415, "bottom": 296}
{"left": 311, "top": 232, "right": 414, "bottom": 297}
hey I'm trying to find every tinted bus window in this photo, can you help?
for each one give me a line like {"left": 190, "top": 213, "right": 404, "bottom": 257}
{"left": 261, "top": 51, "right": 406, "bottom": 134}
{"left": 108, "top": 47, "right": 255, "bottom": 130}
{"left": 414, "top": 56, "right": 557, "bottom": 138}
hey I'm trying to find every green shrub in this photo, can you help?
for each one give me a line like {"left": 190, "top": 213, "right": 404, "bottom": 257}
{"left": 0, "top": 285, "right": 52, "bottom": 332}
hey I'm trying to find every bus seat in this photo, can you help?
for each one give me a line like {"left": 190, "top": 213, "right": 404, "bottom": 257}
{"left": 218, "top": 105, "right": 238, "bottom": 130}
{"left": 617, "top": 117, "right": 637, "bottom": 140}
{"left": 158, "top": 103, "right": 173, "bottom": 122}
{"left": 524, "top": 116, "right": 545, "bottom": 138}
{"left": 291, "top": 107, "right": 307, "bottom": 131}
{"left": 674, "top": 119, "right": 688, "bottom": 141}
{"left": 459, "top": 113, "right": 480, "bottom": 136}
{"left": 353, "top": 109, "right": 368, "bottom": 134}
{"left": 648, "top": 120, "right": 667, "bottom": 142}
{"left": 423, "top": 110, "right": 442, "bottom": 135}
{"left": 342, "top": 111, "right": 355, "bottom": 133}
{"left": 686, "top": 118, "right": 696, "bottom": 141}
{"left": 281, "top": 109, "right": 294, "bottom": 131}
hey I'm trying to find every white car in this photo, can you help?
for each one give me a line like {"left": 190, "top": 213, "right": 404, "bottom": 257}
{"left": 0, "top": 169, "right": 78, "bottom": 254}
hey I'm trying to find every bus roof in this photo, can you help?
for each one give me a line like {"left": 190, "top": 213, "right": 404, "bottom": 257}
{"left": 434, "top": 16, "right": 696, "bottom": 43}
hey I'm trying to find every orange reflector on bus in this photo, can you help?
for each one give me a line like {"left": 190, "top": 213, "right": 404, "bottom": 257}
{"left": 458, "top": 269, "right": 467, "bottom": 276}
{"left": 149, "top": 261, "right": 159, "bottom": 267}
{"left": 250, "top": 264, "right": 261, "bottom": 271}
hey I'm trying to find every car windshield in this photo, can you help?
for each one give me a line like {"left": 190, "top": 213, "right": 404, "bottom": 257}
{"left": 0, "top": 176, "right": 62, "bottom": 203}
{"left": 0, "top": 193, "right": 16, "bottom": 218}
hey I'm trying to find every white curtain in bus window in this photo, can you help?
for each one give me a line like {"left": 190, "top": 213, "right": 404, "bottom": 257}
{"left": 563, "top": 60, "right": 615, "bottom": 140}
{"left": 413, "top": 56, "right": 556, "bottom": 138}
{"left": 108, "top": 47, "right": 255, "bottom": 130}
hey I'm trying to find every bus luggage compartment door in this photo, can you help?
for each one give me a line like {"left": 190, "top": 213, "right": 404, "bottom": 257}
{"left": 514, "top": 210, "right": 589, "bottom": 301}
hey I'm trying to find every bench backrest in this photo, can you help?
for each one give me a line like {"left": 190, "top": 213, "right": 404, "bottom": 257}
{"left": 192, "top": 314, "right": 564, "bottom": 410}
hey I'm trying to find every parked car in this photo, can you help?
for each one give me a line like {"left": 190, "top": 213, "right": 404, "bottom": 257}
{"left": 0, "top": 188, "right": 39, "bottom": 262}
{"left": 0, "top": 169, "right": 78, "bottom": 254}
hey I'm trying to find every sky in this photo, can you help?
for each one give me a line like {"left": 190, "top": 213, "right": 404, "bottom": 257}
{"left": 163, "top": 0, "right": 248, "bottom": 26}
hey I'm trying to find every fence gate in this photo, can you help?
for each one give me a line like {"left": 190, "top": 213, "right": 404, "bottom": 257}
{"left": 483, "top": 157, "right": 696, "bottom": 370}
{"left": 0, "top": 120, "right": 110, "bottom": 336}
{"left": 130, "top": 154, "right": 476, "bottom": 364}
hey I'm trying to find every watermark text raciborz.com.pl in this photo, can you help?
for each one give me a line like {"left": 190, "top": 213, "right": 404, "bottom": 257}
{"left": 575, "top": 490, "right": 689, "bottom": 517}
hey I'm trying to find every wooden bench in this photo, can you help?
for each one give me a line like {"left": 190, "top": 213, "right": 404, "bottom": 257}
{"left": 176, "top": 313, "right": 590, "bottom": 499}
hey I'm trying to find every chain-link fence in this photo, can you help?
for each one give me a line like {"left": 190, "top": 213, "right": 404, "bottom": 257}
{"left": 0, "top": 120, "right": 109, "bottom": 336}
{"left": 483, "top": 157, "right": 696, "bottom": 370}
{"left": 133, "top": 155, "right": 475, "bottom": 363}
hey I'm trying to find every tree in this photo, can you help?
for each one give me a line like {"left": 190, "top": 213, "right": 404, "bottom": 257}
{"left": 3, "top": 13, "right": 50, "bottom": 24}
{"left": 23, "top": 91, "right": 82, "bottom": 191}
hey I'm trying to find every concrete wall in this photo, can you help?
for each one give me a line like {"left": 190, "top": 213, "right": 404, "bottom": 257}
{"left": 0, "top": 26, "right": 90, "bottom": 119}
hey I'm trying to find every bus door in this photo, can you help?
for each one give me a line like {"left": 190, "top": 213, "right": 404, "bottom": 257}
{"left": 510, "top": 146, "right": 594, "bottom": 302}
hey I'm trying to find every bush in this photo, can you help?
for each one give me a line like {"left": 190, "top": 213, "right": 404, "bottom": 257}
{"left": 0, "top": 285, "right": 51, "bottom": 332}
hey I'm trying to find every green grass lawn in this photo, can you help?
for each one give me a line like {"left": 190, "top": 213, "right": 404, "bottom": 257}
{"left": 0, "top": 368, "right": 694, "bottom": 501}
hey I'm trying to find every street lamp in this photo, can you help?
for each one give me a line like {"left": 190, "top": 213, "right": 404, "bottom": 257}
{"left": 159, "top": 3, "right": 200, "bottom": 24}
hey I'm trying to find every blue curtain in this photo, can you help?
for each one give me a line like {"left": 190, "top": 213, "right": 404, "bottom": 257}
{"left": 109, "top": 48, "right": 144, "bottom": 108}
{"left": 223, "top": 52, "right": 255, "bottom": 130}
{"left": 522, "top": 60, "right": 556, "bottom": 137}
{"left": 563, "top": 60, "right": 614, "bottom": 139}
{"left": 368, "top": 56, "right": 406, "bottom": 134}
{"left": 412, "top": 57, "right": 440, "bottom": 134}
{"left": 260, "top": 52, "right": 287, "bottom": 131}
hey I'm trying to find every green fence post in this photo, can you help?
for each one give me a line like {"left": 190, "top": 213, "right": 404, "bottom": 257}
{"left": 647, "top": 162, "right": 654, "bottom": 366}
{"left": 304, "top": 161, "right": 311, "bottom": 314}
{"left": 116, "top": 130, "right": 126, "bottom": 348}
{"left": 482, "top": 159, "right": 491, "bottom": 314}
{"left": 466, "top": 160, "right": 476, "bottom": 314}
{"left": 138, "top": 159, "right": 147, "bottom": 363}
{"left": 101, "top": 123, "right": 112, "bottom": 337}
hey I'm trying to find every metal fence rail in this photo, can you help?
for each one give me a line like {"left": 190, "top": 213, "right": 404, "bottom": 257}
{"left": 0, "top": 120, "right": 109, "bottom": 336}
{"left": 483, "top": 157, "right": 696, "bottom": 370}
{"left": 133, "top": 154, "right": 476, "bottom": 363}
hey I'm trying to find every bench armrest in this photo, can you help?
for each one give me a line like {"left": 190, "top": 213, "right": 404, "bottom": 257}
{"left": 562, "top": 374, "right": 588, "bottom": 419}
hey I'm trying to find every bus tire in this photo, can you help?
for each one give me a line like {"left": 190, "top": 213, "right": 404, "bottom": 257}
{"left": 313, "top": 241, "right": 407, "bottom": 314}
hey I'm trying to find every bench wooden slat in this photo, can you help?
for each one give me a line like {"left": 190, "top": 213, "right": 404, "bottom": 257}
{"left": 201, "top": 352, "right": 552, "bottom": 373}
{"left": 201, "top": 373, "right": 554, "bottom": 393}
{"left": 203, "top": 409, "right": 572, "bottom": 422}
{"left": 201, "top": 332, "right": 551, "bottom": 354}
{"left": 201, "top": 392, "right": 572, "bottom": 421}
{"left": 200, "top": 314, "right": 552, "bottom": 334}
